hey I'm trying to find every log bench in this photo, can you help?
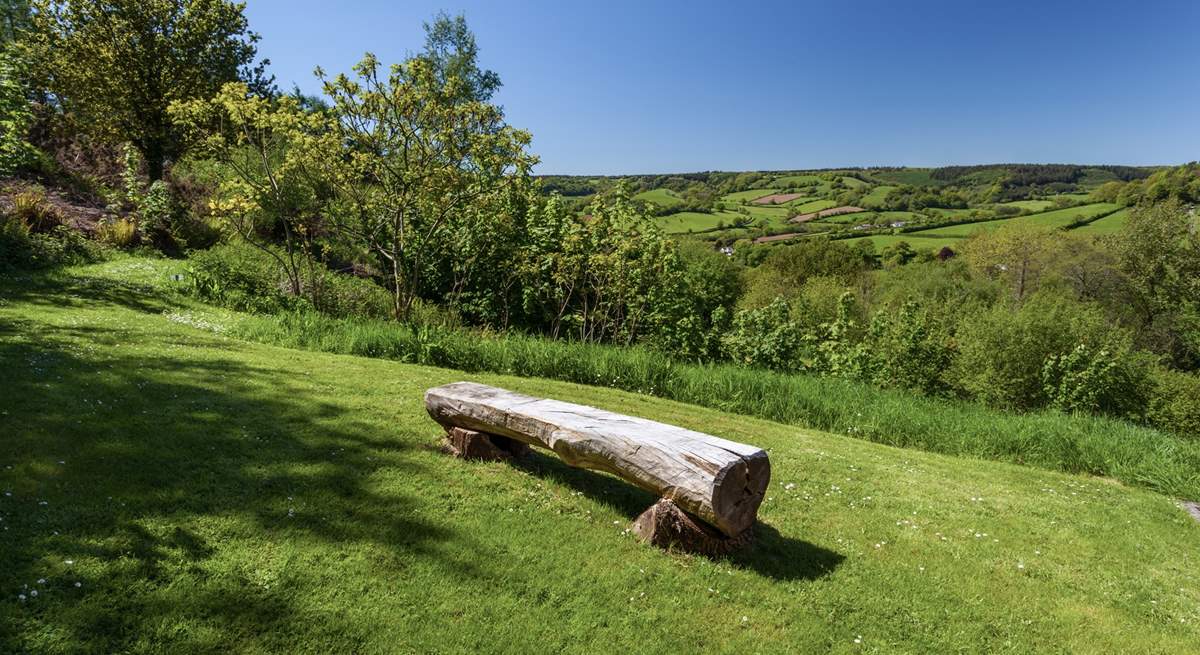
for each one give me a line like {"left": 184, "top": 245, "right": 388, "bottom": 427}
{"left": 425, "top": 382, "right": 771, "bottom": 553}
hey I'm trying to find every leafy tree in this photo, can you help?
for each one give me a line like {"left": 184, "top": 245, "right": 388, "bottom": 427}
{"left": 418, "top": 11, "right": 500, "bottom": 104}
{"left": 0, "top": 49, "right": 34, "bottom": 175}
{"left": 23, "top": 0, "right": 270, "bottom": 180}
{"left": 171, "top": 82, "right": 328, "bottom": 299}
{"left": 962, "top": 224, "right": 1059, "bottom": 303}
{"left": 1, "top": 0, "right": 30, "bottom": 44}
{"left": 1107, "top": 200, "right": 1200, "bottom": 366}
{"left": 307, "top": 51, "right": 535, "bottom": 319}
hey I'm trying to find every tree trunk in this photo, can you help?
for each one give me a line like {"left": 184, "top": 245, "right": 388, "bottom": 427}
{"left": 425, "top": 382, "right": 770, "bottom": 536}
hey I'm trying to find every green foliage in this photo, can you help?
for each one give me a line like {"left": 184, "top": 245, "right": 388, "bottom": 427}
{"left": 1147, "top": 369, "right": 1200, "bottom": 440}
{"left": 0, "top": 49, "right": 34, "bottom": 176}
{"left": 740, "top": 237, "right": 874, "bottom": 309}
{"left": 95, "top": 216, "right": 137, "bottom": 248}
{"left": 9, "top": 185, "right": 61, "bottom": 232}
{"left": 863, "top": 301, "right": 954, "bottom": 395}
{"left": 24, "top": 0, "right": 269, "bottom": 179}
{"left": 1041, "top": 342, "right": 1152, "bottom": 419}
{"left": 0, "top": 210, "right": 102, "bottom": 269}
{"left": 720, "top": 297, "right": 804, "bottom": 371}
{"left": 186, "top": 241, "right": 391, "bottom": 318}
{"left": 952, "top": 293, "right": 1137, "bottom": 411}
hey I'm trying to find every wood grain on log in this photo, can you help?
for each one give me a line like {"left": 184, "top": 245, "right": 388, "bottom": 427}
{"left": 425, "top": 382, "right": 770, "bottom": 536}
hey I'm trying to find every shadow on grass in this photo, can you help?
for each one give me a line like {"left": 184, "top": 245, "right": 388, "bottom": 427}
{"left": 0, "top": 307, "right": 485, "bottom": 652}
{"left": 510, "top": 450, "right": 844, "bottom": 582}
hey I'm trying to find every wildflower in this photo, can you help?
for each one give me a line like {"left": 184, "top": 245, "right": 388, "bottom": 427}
{"left": 17, "top": 594, "right": 25, "bottom": 601}
{"left": 854, "top": 635, "right": 862, "bottom": 644}
{"left": 74, "top": 582, "right": 81, "bottom": 588}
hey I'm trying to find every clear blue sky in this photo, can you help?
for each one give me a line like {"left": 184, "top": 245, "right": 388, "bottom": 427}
{"left": 244, "top": 0, "right": 1199, "bottom": 175}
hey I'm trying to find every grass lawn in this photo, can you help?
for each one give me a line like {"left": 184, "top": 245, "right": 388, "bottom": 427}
{"left": 634, "top": 188, "right": 682, "bottom": 208}
{"left": 872, "top": 169, "right": 938, "bottom": 186}
{"left": 1070, "top": 208, "right": 1130, "bottom": 235}
{"left": 2, "top": 261, "right": 1199, "bottom": 653}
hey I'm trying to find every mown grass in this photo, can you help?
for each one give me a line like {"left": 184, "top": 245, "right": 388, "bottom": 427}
{"left": 2, "top": 261, "right": 1198, "bottom": 653}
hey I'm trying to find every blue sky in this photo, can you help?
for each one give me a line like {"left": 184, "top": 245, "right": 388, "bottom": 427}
{"left": 244, "top": 0, "right": 1200, "bottom": 175}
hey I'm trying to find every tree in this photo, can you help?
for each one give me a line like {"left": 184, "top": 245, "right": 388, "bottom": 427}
{"left": 0, "top": 0, "right": 30, "bottom": 44}
{"left": 418, "top": 11, "right": 500, "bottom": 104}
{"left": 1107, "top": 200, "right": 1200, "bottom": 366}
{"left": 23, "top": 0, "right": 270, "bottom": 180}
{"left": 962, "top": 224, "right": 1058, "bottom": 303}
{"left": 306, "top": 51, "right": 535, "bottom": 319}
{"left": 171, "top": 82, "right": 328, "bottom": 300}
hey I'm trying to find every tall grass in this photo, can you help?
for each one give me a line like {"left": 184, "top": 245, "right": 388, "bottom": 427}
{"left": 234, "top": 311, "right": 1200, "bottom": 500}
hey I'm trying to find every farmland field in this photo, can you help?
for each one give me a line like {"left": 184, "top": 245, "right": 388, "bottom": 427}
{"left": 912, "top": 203, "right": 1119, "bottom": 238}
{"left": 635, "top": 188, "right": 682, "bottom": 208}
{"left": 999, "top": 199, "right": 1055, "bottom": 212}
{"left": 861, "top": 185, "right": 898, "bottom": 207}
{"left": 820, "top": 210, "right": 919, "bottom": 225}
{"left": 721, "top": 189, "right": 777, "bottom": 203}
{"left": 1071, "top": 208, "right": 1130, "bottom": 235}
{"left": 791, "top": 198, "right": 838, "bottom": 214}
{"left": 656, "top": 210, "right": 748, "bottom": 233}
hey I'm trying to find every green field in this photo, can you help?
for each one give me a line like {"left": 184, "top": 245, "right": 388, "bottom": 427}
{"left": 721, "top": 189, "right": 777, "bottom": 203}
{"left": 843, "top": 233, "right": 964, "bottom": 252}
{"left": 792, "top": 199, "right": 838, "bottom": 214}
{"left": 999, "top": 199, "right": 1055, "bottom": 212}
{"left": 1072, "top": 208, "right": 1130, "bottom": 235}
{"left": 860, "top": 185, "right": 898, "bottom": 208}
{"left": 634, "top": 188, "right": 683, "bottom": 208}
{"left": 912, "top": 203, "right": 1119, "bottom": 238}
{"left": 656, "top": 210, "right": 747, "bottom": 233}
{"left": 821, "top": 210, "right": 918, "bottom": 225}
{"left": 3, "top": 261, "right": 1199, "bottom": 652}
{"left": 771, "top": 174, "right": 820, "bottom": 187}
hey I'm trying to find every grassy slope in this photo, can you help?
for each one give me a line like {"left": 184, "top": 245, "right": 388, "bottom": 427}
{"left": 1072, "top": 208, "right": 1130, "bottom": 235}
{"left": 634, "top": 188, "right": 682, "bottom": 208}
{"left": 2, "top": 262, "right": 1199, "bottom": 653}
{"left": 721, "top": 189, "right": 777, "bottom": 203}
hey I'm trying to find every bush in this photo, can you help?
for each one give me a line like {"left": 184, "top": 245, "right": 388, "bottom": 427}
{"left": 96, "top": 217, "right": 139, "bottom": 249}
{"left": 1147, "top": 369, "right": 1200, "bottom": 440}
{"left": 865, "top": 301, "right": 955, "bottom": 395}
{"left": 11, "top": 187, "right": 63, "bottom": 233}
{"left": 1041, "top": 342, "right": 1153, "bottom": 420}
{"left": 0, "top": 213, "right": 103, "bottom": 270}
{"left": 187, "top": 242, "right": 305, "bottom": 314}
{"left": 952, "top": 293, "right": 1147, "bottom": 412}
{"left": 720, "top": 297, "right": 804, "bottom": 371}
{"left": 186, "top": 242, "right": 392, "bottom": 319}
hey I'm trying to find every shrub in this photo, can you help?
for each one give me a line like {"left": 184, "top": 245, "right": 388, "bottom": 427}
{"left": 11, "top": 187, "right": 63, "bottom": 233}
{"left": 720, "top": 297, "right": 804, "bottom": 371}
{"left": 96, "top": 217, "right": 139, "bottom": 249}
{"left": 187, "top": 242, "right": 304, "bottom": 314}
{"left": 865, "top": 301, "right": 955, "bottom": 395}
{"left": 1, "top": 213, "right": 103, "bottom": 270}
{"left": 952, "top": 293, "right": 1143, "bottom": 412}
{"left": 186, "top": 241, "right": 393, "bottom": 319}
{"left": 1147, "top": 369, "right": 1200, "bottom": 440}
{"left": 0, "top": 211, "right": 34, "bottom": 269}
{"left": 1041, "top": 342, "right": 1153, "bottom": 420}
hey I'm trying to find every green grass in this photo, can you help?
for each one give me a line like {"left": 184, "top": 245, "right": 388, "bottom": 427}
{"left": 721, "top": 189, "right": 776, "bottom": 203}
{"left": 2, "top": 260, "right": 1199, "bottom": 653}
{"left": 911, "top": 204, "right": 1119, "bottom": 238}
{"left": 860, "top": 185, "right": 898, "bottom": 208}
{"left": 654, "top": 210, "right": 747, "bottom": 233}
{"left": 999, "top": 199, "right": 1055, "bottom": 212}
{"left": 634, "top": 188, "right": 682, "bottom": 208}
{"left": 819, "top": 210, "right": 916, "bottom": 225}
{"left": 792, "top": 199, "right": 838, "bottom": 214}
{"left": 1071, "top": 208, "right": 1130, "bottom": 235}
{"left": 770, "top": 174, "right": 820, "bottom": 187}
